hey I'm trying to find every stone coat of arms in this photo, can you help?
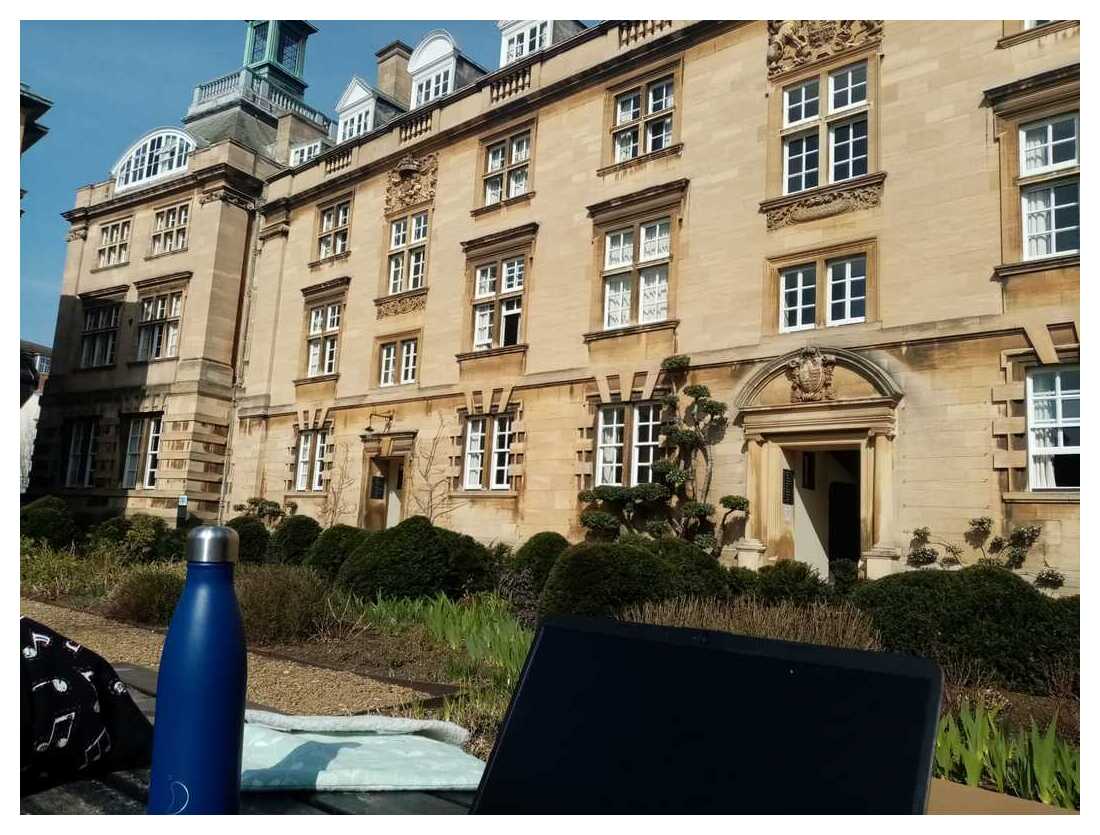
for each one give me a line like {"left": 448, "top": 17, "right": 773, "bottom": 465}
{"left": 785, "top": 347, "right": 837, "bottom": 402}
{"left": 384, "top": 154, "right": 438, "bottom": 215}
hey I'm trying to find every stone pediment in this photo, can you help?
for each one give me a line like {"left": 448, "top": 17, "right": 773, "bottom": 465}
{"left": 735, "top": 346, "right": 902, "bottom": 410}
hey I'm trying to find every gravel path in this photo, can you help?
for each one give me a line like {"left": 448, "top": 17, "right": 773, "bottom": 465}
{"left": 21, "top": 599, "right": 430, "bottom": 715}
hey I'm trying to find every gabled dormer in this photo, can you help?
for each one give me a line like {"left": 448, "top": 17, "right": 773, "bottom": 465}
{"left": 408, "top": 30, "right": 488, "bottom": 109}
{"left": 334, "top": 75, "right": 407, "bottom": 143}
{"left": 497, "top": 20, "right": 586, "bottom": 67}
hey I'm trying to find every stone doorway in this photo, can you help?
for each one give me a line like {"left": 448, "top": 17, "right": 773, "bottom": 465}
{"left": 359, "top": 430, "right": 416, "bottom": 532}
{"left": 781, "top": 447, "right": 861, "bottom": 578}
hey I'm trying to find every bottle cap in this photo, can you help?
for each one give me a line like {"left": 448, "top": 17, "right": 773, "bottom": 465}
{"left": 186, "top": 525, "right": 239, "bottom": 564}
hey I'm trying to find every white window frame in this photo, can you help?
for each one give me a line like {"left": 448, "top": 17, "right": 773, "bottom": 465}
{"left": 379, "top": 342, "right": 397, "bottom": 386}
{"left": 317, "top": 200, "right": 351, "bottom": 260}
{"left": 471, "top": 255, "right": 526, "bottom": 350}
{"left": 291, "top": 141, "right": 322, "bottom": 166}
{"left": 611, "top": 75, "right": 675, "bottom": 165}
{"left": 64, "top": 419, "right": 98, "bottom": 488}
{"left": 387, "top": 211, "right": 429, "bottom": 293}
{"left": 1026, "top": 365, "right": 1080, "bottom": 491}
{"left": 150, "top": 203, "right": 189, "bottom": 256}
{"left": 137, "top": 291, "right": 183, "bottom": 362}
{"left": 783, "top": 131, "right": 820, "bottom": 195}
{"left": 828, "top": 61, "right": 868, "bottom": 115}
{"left": 783, "top": 77, "right": 820, "bottom": 127}
{"left": 631, "top": 404, "right": 661, "bottom": 486}
{"left": 1019, "top": 113, "right": 1079, "bottom": 176}
{"left": 490, "top": 414, "right": 514, "bottom": 490}
{"left": 1021, "top": 179, "right": 1079, "bottom": 261}
{"left": 595, "top": 406, "right": 626, "bottom": 487}
{"left": 601, "top": 217, "right": 672, "bottom": 331}
{"left": 113, "top": 130, "right": 194, "bottom": 193}
{"left": 780, "top": 264, "right": 817, "bottom": 333}
{"left": 338, "top": 107, "right": 371, "bottom": 143}
{"left": 294, "top": 429, "right": 329, "bottom": 492}
{"left": 829, "top": 116, "right": 869, "bottom": 184}
{"left": 79, "top": 304, "right": 120, "bottom": 369}
{"left": 400, "top": 339, "right": 418, "bottom": 384}
{"left": 142, "top": 416, "right": 162, "bottom": 488}
{"left": 826, "top": 256, "right": 867, "bottom": 327}
{"left": 463, "top": 417, "right": 486, "bottom": 489}
{"left": 482, "top": 129, "right": 532, "bottom": 207}
{"left": 305, "top": 301, "right": 341, "bottom": 377}
{"left": 97, "top": 218, "right": 131, "bottom": 268}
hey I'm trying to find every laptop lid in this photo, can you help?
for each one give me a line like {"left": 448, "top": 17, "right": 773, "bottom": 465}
{"left": 472, "top": 616, "right": 942, "bottom": 814}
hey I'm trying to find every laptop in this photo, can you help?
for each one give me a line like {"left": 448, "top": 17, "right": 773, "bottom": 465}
{"left": 472, "top": 616, "right": 942, "bottom": 814}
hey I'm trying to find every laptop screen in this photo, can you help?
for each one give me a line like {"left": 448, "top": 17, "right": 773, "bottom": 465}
{"left": 473, "top": 617, "right": 942, "bottom": 814}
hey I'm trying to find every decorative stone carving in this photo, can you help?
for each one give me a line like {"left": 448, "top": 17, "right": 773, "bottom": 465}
{"left": 766, "top": 20, "right": 883, "bottom": 78}
{"left": 785, "top": 346, "right": 836, "bottom": 403}
{"left": 385, "top": 154, "right": 438, "bottom": 215}
{"left": 65, "top": 227, "right": 88, "bottom": 242}
{"left": 763, "top": 177, "right": 884, "bottom": 230}
{"left": 199, "top": 187, "right": 255, "bottom": 211}
{"left": 376, "top": 291, "right": 427, "bottom": 319}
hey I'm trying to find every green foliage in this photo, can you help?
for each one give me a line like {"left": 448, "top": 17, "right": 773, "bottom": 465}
{"left": 648, "top": 537, "right": 729, "bottom": 599}
{"left": 231, "top": 497, "right": 289, "bottom": 528}
{"left": 850, "top": 564, "right": 1079, "bottom": 693}
{"left": 1034, "top": 566, "right": 1065, "bottom": 590}
{"left": 303, "top": 524, "right": 372, "bottom": 581}
{"left": 103, "top": 563, "right": 186, "bottom": 625}
{"left": 934, "top": 700, "right": 1078, "bottom": 810}
{"left": 628, "top": 482, "right": 670, "bottom": 503}
{"left": 512, "top": 531, "right": 571, "bottom": 596}
{"left": 660, "top": 354, "right": 691, "bottom": 371}
{"left": 20, "top": 497, "right": 77, "bottom": 550}
{"left": 226, "top": 515, "right": 271, "bottom": 564}
{"left": 336, "top": 516, "right": 493, "bottom": 600}
{"left": 86, "top": 516, "right": 132, "bottom": 552}
{"left": 268, "top": 514, "right": 322, "bottom": 565}
{"left": 829, "top": 559, "right": 860, "bottom": 596}
{"left": 755, "top": 560, "right": 830, "bottom": 605}
{"left": 578, "top": 509, "right": 621, "bottom": 538}
{"left": 681, "top": 383, "right": 711, "bottom": 400}
{"left": 725, "top": 566, "right": 760, "bottom": 597}
{"left": 20, "top": 538, "right": 127, "bottom": 601}
{"left": 538, "top": 542, "right": 674, "bottom": 619}
{"left": 122, "top": 514, "right": 169, "bottom": 562}
{"left": 679, "top": 500, "right": 713, "bottom": 520}
{"left": 235, "top": 564, "right": 329, "bottom": 644}
{"left": 720, "top": 494, "right": 750, "bottom": 513}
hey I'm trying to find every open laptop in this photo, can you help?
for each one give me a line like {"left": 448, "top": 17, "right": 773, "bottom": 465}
{"left": 472, "top": 616, "right": 942, "bottom": 814}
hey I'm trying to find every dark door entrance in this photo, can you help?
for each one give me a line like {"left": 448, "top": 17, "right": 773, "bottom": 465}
{"left": 827, "top": 480, "right": 860, "bottom": 561}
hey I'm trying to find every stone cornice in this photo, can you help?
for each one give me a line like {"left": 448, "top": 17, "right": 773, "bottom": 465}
{"left": 78, "top": 284, "right": 129, "bottom": 301}
{"left": 982, "top": 63, "right": 1079, "bottom": 112}
{"left": 585, "top": 179, "right": 690, "bottom": 219}
{"left": 995, "top": 20, "right": 1079, "bottom": 51}
{"left": 993, "top": 254, "right": 1079, "bottom": 280}
{"left": 460, "top": 222, "right": 539, "bottom": 255}
{"left": 301, "top": 276, "right": 351, "bottom": 298}
{"left": 133, "top": 270, "right": 193, "bottom": 291}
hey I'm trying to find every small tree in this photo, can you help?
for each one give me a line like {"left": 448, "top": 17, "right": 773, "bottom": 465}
{"left": 907, "top": 516, "right": 1043, "bottom": 572}
{"left": 232, "top": 497, "right": 291, "bottom": 529}
{"left": 408, "top": 413, "right": 468, "bottom": 524}
{"left": 318, "top": 442, "right": 356, "bottom": 528}
{"left": 578, "top": 355, "right": 747, "bottom": 552}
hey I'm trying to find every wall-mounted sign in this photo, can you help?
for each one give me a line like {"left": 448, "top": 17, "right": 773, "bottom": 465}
{"left": 782, "top": 469, "right": 795, "bottom": 505}
{"left": 370, "top": 476, "right": 386, "bottom": 500}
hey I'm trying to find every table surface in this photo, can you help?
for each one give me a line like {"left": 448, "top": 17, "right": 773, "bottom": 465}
{"left": 21, "top": 665, "right": 1067, "bottom": 815}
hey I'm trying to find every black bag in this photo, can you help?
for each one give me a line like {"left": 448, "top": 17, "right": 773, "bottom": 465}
{"left": 20, "top": 616, "right": 154, "bottom": 796}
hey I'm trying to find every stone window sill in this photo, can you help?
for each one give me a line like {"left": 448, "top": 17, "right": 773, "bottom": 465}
{"left": 993, "top": 254, "right": 1079, "bottom": 280}
{"left": 455, "top": 344, "right": 528, "bottom": 362}
{"left": 293, "top": 373, "right": 340, "bottom": 386}
{"left": 583, "top": 320, "right": 678, "bottom": 343}
{"left": 284, "top": 491, "right": 326, "bottom": 500}
{"left": 89, "top": 262, "right": 130, "bottom": 274}
{"left": 1002, "top": 491, "right": 1079, "bottom": 504}
{"left": 145, "top": 248, "right": 188, "bottom": 262}
{"left": 597, "top": 143, "right": 684, "bottom": 177}
{"left": 308, "top": 251, "right": 352, "bottom": 270}
{"left": 450, "top": 490, "right": 519, "bottom": 500}
{"left": 996, "top": 20, "right": 1078, "bottom": 49}
{"left": 759, "top": 171, "right": 887, "bottom": 230}
{"left": 471, "top": 191, "right": 535, "bottom": 218}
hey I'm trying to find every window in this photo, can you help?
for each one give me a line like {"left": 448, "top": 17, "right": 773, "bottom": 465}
{"left": 387, "top": 211, "right": 429, "bottom": 294}
{"left": 97, "top": 218, "right": 131, "bottom": 268}
{"left": 482, "top": 128, "right": 532, "bottom": 206}
{"left": 504, "top": 21, "right": 548, "bottom": 64}
{"left": 339, "top": 109, "right": 370, "bottom": 143}
{"left": 415, "top": 68, "right": 451, "bottom": 107}
{"left": 64, "top": 419, "right": 98, "bottom": 488}
{"left": 122, "top": 415, "right": 162, "bottom": 489}
{"left": 611, "top": 75, "right": 676, "bottom": 164}
{"left": 291, "top": 141, "right": 321, "bottom": 166}
{"left": 1022, "top": 181, "right": 1079, "bottom": 260}
{"left": 601, "top": 218, "right": 671, "bottom": 330}
{"left": 1024, "top": 20, "right": 1053, "bottom": 30}
{"left": 1020, "top": 113, "right": 1078, "bottom": 175}
{"left": 463, "top": 414, "right": 515, "bottom": 491}
{"left": 294, "top": 429, "right": 329, "bottom": 492}
{"left": 114, "top": 130, "right": 193, "bottom": 193}
{"left": 317, "top": 199, "right": 351, "bottom": 260}
{"left": 79, "top": 303, "right": 119, "bottom": 369}
{"left": 1027, "top": 366, "right": 1079, "bottom": 489}
{"left": 250, "top": 21, "right": 269, "bottom": 64}
{"left": 306, "top": 301, "right": 341, "bottom": 377}
{"left": 775, "top": 60, "right": 873, "bottom": 197}
{"left": 471, "top": 256, "right": 525, "bottom": 350}
{"left": 594, "top": 403, "right": 665, "bottom": 487}
{"left": 379, "top": 338, "right": 418, "bottom": 386}
{"left": 780, "top": 264, "right": 816, "bottom": 332}
{"left": 826, "top": 256, "right": 867, "bottom": 326}
{"left": 137, "top": 291, "right": 183, "bottom": 361}
{"left": 277, "top": 29, "right": 302, "bottom": 72}
{"left": 34, "top": 355, "right": 50, "bottom": 374}
{"left": 150, "top": 203, "right": 189, "bottom": 256}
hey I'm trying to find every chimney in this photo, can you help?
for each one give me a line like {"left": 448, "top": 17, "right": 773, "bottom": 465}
{"left": 375, "top": 40, "right": 413, "bottom": 109}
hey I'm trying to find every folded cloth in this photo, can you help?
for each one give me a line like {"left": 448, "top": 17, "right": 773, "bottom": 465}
{"left": 241, "top": 709, "right": 485, "bottom": 793}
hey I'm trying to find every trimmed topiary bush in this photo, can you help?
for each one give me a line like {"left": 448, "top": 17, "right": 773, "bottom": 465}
{"left": 103, "top": 564, "right": 186, "bottom": 626}
{"left": 304, "top": 524, "right": 372, "bottom": 581}
{"left": 226, "top": 515, "right": 270, "bottom": 564}
{"left": 20, "top": 497, "right": 77, "bottom": 550}
{"left": 648, "top": 537, "right": 730, "bottom": 599}
{"left": 726, "top": 566, "right": 760, "bottom": 597}
{"left": 830, "top": 559, "right": 860, "bottom": 597}
{"left": 851, "top": 564, "right": 1079, "bottom": 693}
{"left": 538, "top": 542, "right": 674, "bottom": 619}
{"left": 336, "top": 516, "right": 494, "bottom": 600}
{"left": 512, "top": 531, "right": 570, "bottom": 596}
{"left": 755, "top": 560, "right": 830, "bottom": 605}
{"left": 268, "top": 514, "right": 322, "bottom": 565}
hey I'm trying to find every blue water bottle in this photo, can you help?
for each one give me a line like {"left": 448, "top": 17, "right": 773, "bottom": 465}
{"left": 148, "top": 526, "right": 247, "bottom": 814}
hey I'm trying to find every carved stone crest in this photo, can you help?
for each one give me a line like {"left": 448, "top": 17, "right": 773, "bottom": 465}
{"left": 65, "top": 227, "right": 88, "bottom": 242}
{"left": 764, "top": 176, "right": 884, "bottom": 230}
{"left": 376, "top": 291, "right": 427, "bottom": 319}
{"left": 767, "top": 20, "right": 883, "bottom": 78}
{"left": 785, "top": 347, "right": 836, "bottom": 402}
{"left": 385, "top": 154, "right": 438, "bottom": 215}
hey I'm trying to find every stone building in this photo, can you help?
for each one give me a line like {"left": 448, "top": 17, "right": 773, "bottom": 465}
{"left": 36, "top": 20, "right": 1080, "bottom": 590}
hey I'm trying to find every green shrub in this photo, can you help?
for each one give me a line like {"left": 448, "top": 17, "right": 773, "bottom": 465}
{"left": 538, "top": 542, "right": 674, "bottom": 619}
{"left": 236, "top": 564, "right": 329, "bottom": 644}
{"left": 830, "top": 559, "right": 860, "bottom": 596}
{"left": 268, "top": 514, "right": 322, "bottom": 565}
{"left": 20, "top": 498, "right": 77, "bottom": 550}
{"left": 336, "top": 516, "right": 493, "bottom": 600}
{"left": 86, "top": 516, "right": 132, "bottom": 553}
{"left": 123, "top": 514, "right": 169, "bottom": 562}
{"left": 226, "top": 515, "right": 270, "bottom": 563}
{"left": 851, "top": 565, "right": 1079, "bottom": 693}
{"left": 304, "top": 524, "right": 372, "bottom": 581}
{"left": 648, "top": 537, "right": 729, "bottom": 599}
{"left": 512, "top": 531, "right": 570, "bottom": 596}
{"left": 103, "top": 564, "right": 186, "bottom": 625}
{"left": 20, "top": 538, "right": 126, "bottom": 601}
{"left": 756, "top": 560, "right": 830, "bottom": 605}
{"left": 497, "top": 561, "right": 541, "bottom": 628}
{"left": 726, "top": 566, "right": 759, "bottom": 596}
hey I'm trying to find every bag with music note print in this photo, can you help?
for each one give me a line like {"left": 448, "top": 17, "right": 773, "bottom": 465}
{"left": 20, "top": 616, "right": 154, "bottom": 796}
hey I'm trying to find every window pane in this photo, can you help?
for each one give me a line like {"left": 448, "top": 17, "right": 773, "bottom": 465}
{"left": 648, "top": 78, "right": 674, "bottom": 114}
{"left": 785, "top": 78, "right": 819, "bottom": 124}
{"left": 614, "top": 128, "right": 639, "bottom": 163}
{"left": 616, "top": 90, "right": 641, "bottom": 125}
{"left": 780, "top": 264, "right": 816, "bottom": 331}
{"left": 639, "top": 266, "right": 669, "bottom": 323}
{"left": 484, "top": 175, "right": 503, "bottom": 205}
{"left": 604, "top": 275, "right": 632, "bottom": 329}
{"left": 502, "top": 258, "right": 525, "bottom": 291}
{"left": 475, "top": 264, "right": 497, "bottom": 298}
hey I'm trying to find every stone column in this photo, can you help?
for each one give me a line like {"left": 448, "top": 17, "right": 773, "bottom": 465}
{"left": 864, "top": 428, "right": 900, "bottom": 579}
{"left": 734, "top": 434, "right": 768, "bottom": 570}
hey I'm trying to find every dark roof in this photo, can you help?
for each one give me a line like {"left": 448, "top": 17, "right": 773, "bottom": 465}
{"left": 20, "top": 339, "right": 52, "bottom": 356}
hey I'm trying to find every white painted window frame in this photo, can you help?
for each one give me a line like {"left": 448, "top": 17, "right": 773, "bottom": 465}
{"left": 1026, "top": 365, "right": 1080, "bottom": 491}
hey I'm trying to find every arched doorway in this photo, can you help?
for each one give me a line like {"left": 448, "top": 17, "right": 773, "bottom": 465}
{"left": 733, "top": 346, "right": 903, "bottom": 579}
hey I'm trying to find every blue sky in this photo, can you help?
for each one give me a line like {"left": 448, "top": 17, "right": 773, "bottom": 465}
{"left": 19, "top": 20, "right": 514, "bottom": 346}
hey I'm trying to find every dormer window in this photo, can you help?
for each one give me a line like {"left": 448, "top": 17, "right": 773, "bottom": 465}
{"left": 415, "top": 69, "right": 451, "bottom": 107}
{"left": 409, "top": 30, "right": 470, "bottom": 109}
{"left": 503, "top": 21, "right": 548, "bottom": 64}
{"left": 113, "top": 129, "right": 195, "bottom": 193}
{"left": 291, "top": 141, "right": 321, "bottom": 166}
{"left": 339, "top": 108, "right": 371, "bottom": 142}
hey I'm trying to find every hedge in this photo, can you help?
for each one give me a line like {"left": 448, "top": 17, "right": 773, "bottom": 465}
{"left": 268, "top": 514, "right": 322, "bottom": 565}
{"left": 337, "top": 516, "right": 494, "bottom": 600}
{"left": 512, "top": 531, "right": 570, "bottom": 596}
{"left": 20, "top": 496, "right": 77, "bottom": 550}
{"left": 850, "top": 564, "right": 1079, "bottom": 693}
{"left": 755, "top": 560, "right": 830, "bottom": 605}
{"left": 225, "top": 516, "right": 270, "bottom": 564}
{"left": 538, "top": 542, "right": 675, "bottom": 619}
{"left": 304, "top": 524, "right": 373, "bottom": 581}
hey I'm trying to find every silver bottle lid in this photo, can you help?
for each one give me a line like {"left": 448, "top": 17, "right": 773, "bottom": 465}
{"left": 186, "top": 525, "right": 239, "bottom": 564}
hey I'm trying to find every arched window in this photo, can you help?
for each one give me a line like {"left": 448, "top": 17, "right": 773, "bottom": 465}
{"left": 113, "top": 129, "right": 195, "bottom": 193}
